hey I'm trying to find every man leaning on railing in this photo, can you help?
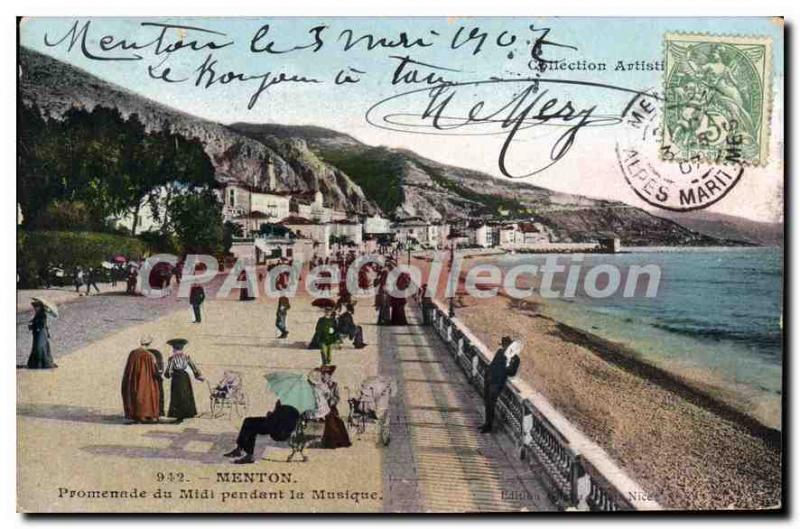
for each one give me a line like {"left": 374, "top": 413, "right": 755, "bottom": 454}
{"left": 419, "top": 283, "right": 433, "bottom": 325}
{"left": 480, "top": 336, "right": 522, "bottom": 434}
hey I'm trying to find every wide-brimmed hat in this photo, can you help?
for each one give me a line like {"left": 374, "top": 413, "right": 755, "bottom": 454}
{"left": 167, "top": 338, "right": 188, "bottom": 349}
{"left": 140, "top": 335, "right": 154, "bottom": 346}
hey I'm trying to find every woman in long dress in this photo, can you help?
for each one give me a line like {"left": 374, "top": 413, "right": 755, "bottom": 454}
{"left": 27, "top": 300, "right": 57, "bottom": 369}
{"left": 375, "top": 287, "right": 391, "bottom": 326}
{"left": 308, "top": 366, "right": 351, "bottom": 448}
{"left": 163, "top": 339, "right": 204, "bottom": 423}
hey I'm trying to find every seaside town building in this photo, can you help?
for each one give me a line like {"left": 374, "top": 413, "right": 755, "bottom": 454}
{"left": 110, "top": 186, "right": 169, "bottom": 235}
{"left": 392, "top": 218, "right": 428, "bottom": 246}
{"left": 363, "top": 214, "right": 392, "bottom": 236}
{"left": 392, "top": 218, "right": 452, "bottom": 248}
{"left": 215, "top": 181, "right": 621, "bottom": 260}
{"left": 597, "top": 236, "right": 622, "bottom": 253}
{"left": 419, "top": 221, "right": 450, "bottom": 248}
{"left": 518, "top": 222, "right": 550, "bottom": 245}
{"left": 222, "top": 184, "right": 291, "bottom": 237}
{"left": 288, "top": 190, "right": 345, "bottom": 223}
{"left": 329, "top": 219, "right": 364, "bottom": 246}
{"left": 465, "top": 220, "right": 497, "bottom": 248}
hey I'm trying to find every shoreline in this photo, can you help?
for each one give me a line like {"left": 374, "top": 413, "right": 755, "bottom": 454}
{"left": 445, "top": 248, "right": 782, "bottom": 433}
{"left": 472, "top": 290, "right": 780, "bottom": 440}
{"left": 412, "top": 252, "right": 782, "bottom": 508}
{"left": 453, "top": 293, "right": 781, "bottom": 509}
{"left": 540, "top": 310, "right": 780, "bottom": 445}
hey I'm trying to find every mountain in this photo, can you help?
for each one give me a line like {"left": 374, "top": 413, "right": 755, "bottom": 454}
{"left": 19, "top": 47, "right": 754, "bottom": 246}
{"left": 652, "top": 210, "right": 783, "bottom": 247}
{"left": 18, "top": 47, "right": 377, "bottom": 214}
{"left": 230, "top": 124, "right": 741, "bottom": 246}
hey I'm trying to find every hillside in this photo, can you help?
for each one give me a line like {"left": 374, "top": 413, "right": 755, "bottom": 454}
{"left": 19, "top": 47, "right": 753, "bottom": 247}
{"left": 18, "top": 47, "right": 377, "bottom": 215}
{"left": 652, "top": 210, "right": 783, "bottom": 247}
{"left": 231, "top": 124, "right": 737, "bottom": 246}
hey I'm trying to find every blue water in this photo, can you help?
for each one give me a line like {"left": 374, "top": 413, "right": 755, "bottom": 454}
{"left": 495, "top": 248, "right": 784, "bottom": 427}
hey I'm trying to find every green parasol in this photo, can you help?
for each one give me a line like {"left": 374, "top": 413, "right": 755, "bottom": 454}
{"left": 264, "top": 372, "right": 317, "bottom": 413}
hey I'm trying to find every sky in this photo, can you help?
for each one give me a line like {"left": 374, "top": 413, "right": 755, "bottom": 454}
{"left": 19, "top": 17, "right": 784, "bottom": 223}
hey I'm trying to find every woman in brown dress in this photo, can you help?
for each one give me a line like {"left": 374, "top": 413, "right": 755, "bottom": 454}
{"left": 315, "top": 366, "right": 351, "bottom": 448}
{"left": 121, "top": 336, "right": 161, "bottom": 423}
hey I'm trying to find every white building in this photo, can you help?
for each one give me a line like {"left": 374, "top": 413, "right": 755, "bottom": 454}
{"left": 223, "top": 185, "right": 290, "bottom": 224}
{"left": 392, "top": 219, "right": 427, "bottom": 245}
{"left": 329, "top": 220, "right": 363, "bottom": 246}
{"left": 281, "top": 216, "right": 331, "bottom": 257}
{"left": 364, "top": 214, "right": 392, "bottom": 235}
{"left": 420, "top": 223, "right": 450, "bottom": 248}
{"left": 289, "top": 190, "right": 350, "bottom": 223}
{"left": 473, "top": 223, "right": 496, "bottom": 248}
{"left": 519, "top": 222, "right": 550, "bottom": 245}
{"left": 498, "top": 223, "right": 524, "bottom": 246}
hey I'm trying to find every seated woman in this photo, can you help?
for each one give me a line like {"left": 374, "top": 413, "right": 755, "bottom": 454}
{"left": 308, "top": 366, "right": 351, "bottom": 449}
{"left": 337, "top": 303, "right": 367, "bottom": 349}
{"left": 224, "top": 400, "right": 300, "bottom": 464}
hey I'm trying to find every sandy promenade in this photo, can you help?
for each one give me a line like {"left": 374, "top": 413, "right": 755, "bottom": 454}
{"left": 17, "top": 282, "right": 126, "bottom": 312}
{"left": 17, "top": 268, "right": 554, "bottom": 513}
{"left": 17, "top": 293, "right": 387, "bottom": 513}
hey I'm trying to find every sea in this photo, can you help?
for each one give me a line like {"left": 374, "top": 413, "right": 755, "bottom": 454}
{"left": 494, "top": 247, "right": 784, "bottom": 429}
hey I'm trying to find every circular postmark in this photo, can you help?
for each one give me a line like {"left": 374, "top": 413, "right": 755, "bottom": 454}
{"left": 615, "top": 92, "right": 744, "bottom": 212}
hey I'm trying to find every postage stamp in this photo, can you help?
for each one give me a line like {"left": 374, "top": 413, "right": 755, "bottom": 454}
{"left": 662, "top": 33, "right": 773, "bottom": 166}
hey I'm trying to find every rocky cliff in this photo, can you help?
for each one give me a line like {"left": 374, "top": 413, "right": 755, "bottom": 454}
{"left": 230, "top": 124, "right": 738, "bottom": 246}
{"left": 20, "top": 47, "right": 753, "bottom": 246}
{"left": 18, "top": 47, "right": 377, "bottom": 214}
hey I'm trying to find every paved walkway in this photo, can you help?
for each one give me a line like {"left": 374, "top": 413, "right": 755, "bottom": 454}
{"left": 17, "top": 286, "right": 554, "bottom": 513}
{"left": 17, "top": 282, "right": 127, "bottom": 312}
{"left": 17, "top": 286, "right": 184, "bottom": 366}
{"left": 378, "top": 308, "right": 554, "bottom": 512}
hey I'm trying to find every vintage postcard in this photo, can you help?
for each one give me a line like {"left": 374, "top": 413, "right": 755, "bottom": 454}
{"left": 16, "top": 16, "right": 784, "bottom": 513}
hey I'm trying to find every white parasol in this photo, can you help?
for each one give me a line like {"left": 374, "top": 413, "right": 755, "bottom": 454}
{"left": 31, "top": 296, "right": 59, "bottom": 318}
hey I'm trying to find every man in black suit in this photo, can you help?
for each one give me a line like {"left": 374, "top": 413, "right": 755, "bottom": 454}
{"left": 224, "top": 401, "right": 301, "bottom": 464}
{"left": 480, "top": 336, "right": 521, "bottom": 434}
{"left": 189, "top": 284, "right": 205, "bottom": 323}
{"left": 336, "top": 303, "right": 367, "bottom": 349}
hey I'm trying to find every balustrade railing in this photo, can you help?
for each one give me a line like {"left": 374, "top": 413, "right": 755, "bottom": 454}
{"left": 417, "top": 296, "right": 661, "bottom": 512}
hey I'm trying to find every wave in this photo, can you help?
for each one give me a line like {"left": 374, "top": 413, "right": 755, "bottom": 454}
{"left": 651, "top": 322, "right": 783, "bottom": 349}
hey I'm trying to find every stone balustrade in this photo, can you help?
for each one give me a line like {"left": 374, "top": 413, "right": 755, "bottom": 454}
{"left": 421, "top": 296, "right": 662, "bottom": 511}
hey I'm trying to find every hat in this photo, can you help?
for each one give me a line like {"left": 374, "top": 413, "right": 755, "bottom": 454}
{"left": 500, "top": 336, "right": 513, "bottom": 348}
{"left": 140, "top": 335, "right": 153, "bottom": 346}
{"left": 167, "top": 338, "right": 188, "bottom": 349}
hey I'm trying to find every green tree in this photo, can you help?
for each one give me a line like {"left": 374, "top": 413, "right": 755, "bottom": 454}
{"left": 29, "top": 200, "right": 96, "bottom": 231}
{"left": 223, "top": 221, "right": 244, "bottom": 253}
{"left": 17, "top": 102, "right": 217, "bottom": 234}
{"left": 168, "top": 189, "right": 224, "bottom": 255}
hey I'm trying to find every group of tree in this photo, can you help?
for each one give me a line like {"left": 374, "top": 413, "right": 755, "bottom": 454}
{"left": 18, "top": 101, "right": 226, "bottom": 256}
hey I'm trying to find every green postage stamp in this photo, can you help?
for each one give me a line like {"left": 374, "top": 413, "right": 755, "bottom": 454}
{"left": 663, "top": 33, "right": 773, "bottom": 166}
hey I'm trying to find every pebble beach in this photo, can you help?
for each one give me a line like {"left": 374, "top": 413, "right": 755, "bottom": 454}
{"left": 455, "top": 293, "right": 782, "bottom": 509}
